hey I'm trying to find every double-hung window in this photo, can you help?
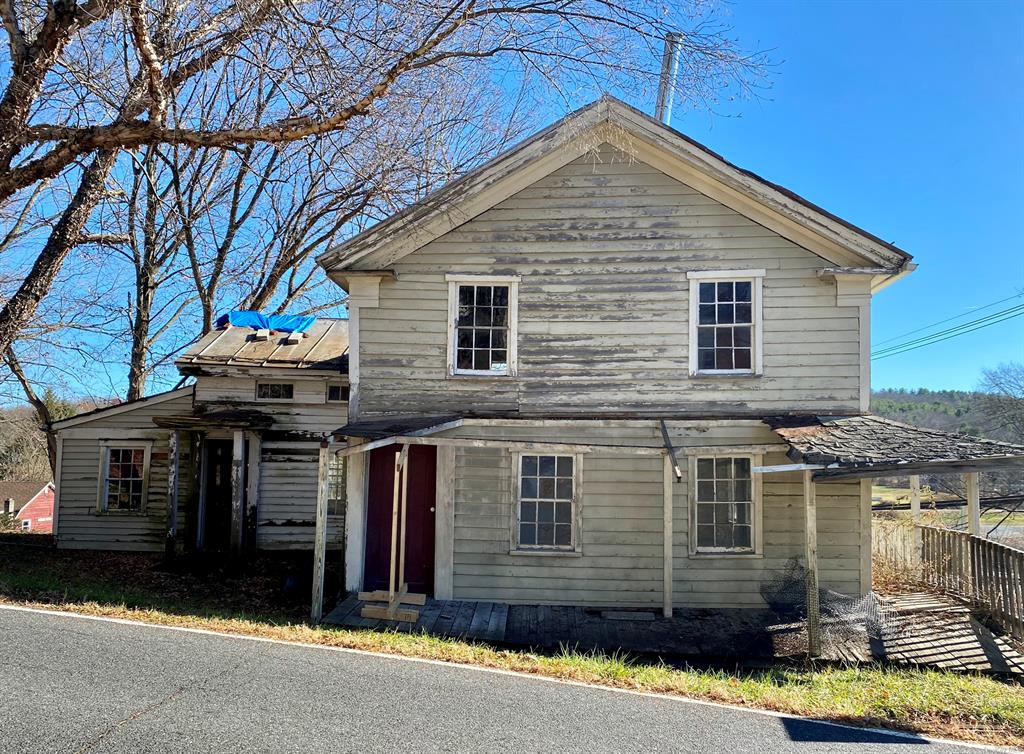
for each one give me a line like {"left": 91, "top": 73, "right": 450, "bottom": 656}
{"left": 515, "top": 454, "right": 578, "bottom": 551}
{"left": 447, "top": 275, "right": 519, "bottom": 376}
{"left": 691, "top": 455, "right": 761, "bottom": 555}
{"left": 98, "top": 442, "right": 152, "bottom": 513}
{"left": 687, "top": 270, "right": 764, "bottom": 375}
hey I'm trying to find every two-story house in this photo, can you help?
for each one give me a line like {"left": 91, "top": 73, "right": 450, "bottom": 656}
{"left": 50, "top": 97, "right": 1023, "bottom": 634}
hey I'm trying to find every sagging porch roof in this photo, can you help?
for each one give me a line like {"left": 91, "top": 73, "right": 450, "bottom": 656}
{"left": 333, "top": 415, "right": 463, "bottom": 440}
{"left": 765, "top": 415, "right": 1024, "bottom": 480}
{"left": 153, "top": 408, "right": 274, "bottom": 430}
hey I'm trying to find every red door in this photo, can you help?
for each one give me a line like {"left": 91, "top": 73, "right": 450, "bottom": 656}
{"left": 364, "top": 445, "right": 437, "bottom": 595}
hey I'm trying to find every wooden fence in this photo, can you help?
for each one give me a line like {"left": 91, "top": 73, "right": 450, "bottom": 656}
{"left": 873, "top": 519, "right": 1024, "bottom": 642}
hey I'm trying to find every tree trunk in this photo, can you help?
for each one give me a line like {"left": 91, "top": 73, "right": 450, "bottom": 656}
{"left": 4, "top": 350, "right": 57, "bottom": 476}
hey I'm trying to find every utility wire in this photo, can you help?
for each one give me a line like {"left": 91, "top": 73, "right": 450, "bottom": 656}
{"left": 872, "top": 307, "right": 1024, "bottom": 360}
{"left": 873, "top": 291, "right": 1024, "bottom": 347}
{"left": 872, "top": 303, "right": 1024, "bottom": 357}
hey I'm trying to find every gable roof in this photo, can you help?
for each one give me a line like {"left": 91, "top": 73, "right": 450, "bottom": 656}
{"left": 176, "top": 318, "right": 348, "bottom": 373}
{"left": 51, "top": 385, "right": 195, "bottom": 431}
{"left": 0, "top": 481, "right": 53, "bottom": 513}
{"left": 318, "top": 96, "right": 912, "bottom": 276}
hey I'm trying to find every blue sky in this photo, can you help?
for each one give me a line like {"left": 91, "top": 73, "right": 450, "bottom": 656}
{"left": 660, "top": 0, "right": 1024, "bottom": 391}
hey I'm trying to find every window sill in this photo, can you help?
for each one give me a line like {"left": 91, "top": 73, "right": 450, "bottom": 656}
{"left": 446, "top": 372, "right": 513, "bottom": 381}
{"left": 508, "top": 549, "right": 582, "bottom": 558}
{"left": 689, "top": 551, "right": 763, "bottom": 560}
{"left": 93, "top": 509, "right": 146, "bottom": 517}
{"left": 689, "top": 372, "right": 762, "bottom": 380}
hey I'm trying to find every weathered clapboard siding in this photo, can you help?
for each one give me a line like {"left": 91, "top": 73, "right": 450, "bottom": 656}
{"left": 444, "top": 421, "right": 865, "bottom": 608}
{"left": 195, "top": 374, "right": 347, "bottom": 550}
{"left": 357, "top": 145, "right": 863, "bottom": 417}
{"left": 56, "top": 391, "right": 196, "bottom": 551}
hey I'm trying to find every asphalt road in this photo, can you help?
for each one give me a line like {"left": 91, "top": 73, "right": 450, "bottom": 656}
{"left": 0, "top": 606, "right": 1000, "bottom": 754}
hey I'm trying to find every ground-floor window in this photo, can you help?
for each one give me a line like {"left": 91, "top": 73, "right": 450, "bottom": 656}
{"left": 98, "top": 443, "right": 152, "bottom": 513}
{"left": 515, "top": 454, "right": 577, "bottom": 551}
{"left": 327, "top": 453, "right": 346, "bottom": 516}
{"left": 21, "top": 519, "right": 30, "bottom": 531}
{"left": 692, "top": 455, "right": 759, "bottom": 554}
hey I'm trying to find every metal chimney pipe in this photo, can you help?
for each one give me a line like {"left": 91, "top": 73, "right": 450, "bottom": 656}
{"left": 655, "top": 32, "right": 682, "bottom": 125}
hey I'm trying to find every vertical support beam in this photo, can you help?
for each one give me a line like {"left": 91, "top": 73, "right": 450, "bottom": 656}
{"left": 245, "top": 432, "right": 261, "bottom": 554}
{"left": 859, "top": 478, "right": 872, "bottom": 595}
{"left": 909, "top": 474, "right": 922, "bottom": 567}
{"left": 396, "top": 445, "right": 410, "bottom": 599}
{"left": 965, "top": 472, "right": 981, "bottom": 536}
{"left": 344, "top": 442, "right": 367, "bottom": 592}
{"left": 195, "top": 435, "right": 207, "bottom": 551}
{"left": 434, "top": 445, "right": 456, "bottom": 600}
{"left": 803, "top": 470, "right": 821, "bottom": 657}
{"left": 229, "top": 430, "right": 245, "bottom": 556}
{"left": 388, "top": 446, "right": 403, "bottom": 605}
{"left": 166, "top": 430, "right": 180, "bottom": 559}
{"left": 347, "top": 305, "right": 361, "bottom": 420}
{"left": 311, "top": 441, "right": 330, "bottom": 623}
{"left": 52, "top": 434, "right": 64, "bottom": 543}
{"left": 662, "top": 453, "right": 673, "bottom": 618}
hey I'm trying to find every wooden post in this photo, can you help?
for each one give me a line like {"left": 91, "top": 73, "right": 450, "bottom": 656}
{"left": 165, "top": 430, "right": 180, "bottom": 559}
{"left": 396, "top": 444, "right": 410, "bottom": 609}
{"left": 195, "top": 435, "right": 207, "bottom": 550}
{"left": 803, "top": 470, "right": 821, "bottom": 657}
{"left": 229, "top": 430, "right": 245, "bottom": 556}
{"left": 344, "top": 442, "right": 366, "bottom": 592}
{"left": 434, "top": 446, "right": 456, "bottom": 600}
{"left": 965, "top": 472, "right": 981, "bottom": 536}
{"left": 662, "top": 453, "right": 673, "bottom": 618}
{"left": 311, "top": 441, "right": 331, "bottom": 623}
{"left": 388, "top": 446, "right": 403, "bottom": 608}
{"left": 245, "top": 432, "right": 261, "bottom": 554}
{"left": 909, "top": 474, "right": 922, "bottom": 566}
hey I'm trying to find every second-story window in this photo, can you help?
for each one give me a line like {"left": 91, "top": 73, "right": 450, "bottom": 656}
{"left": 446, "top": 275, "right": 519, "bottom": 377}
{"left": 687, "top": 270, "right": 764, "bottom": 376}
{"left": 255, "top": 382, "right": 294, "bottom": 400}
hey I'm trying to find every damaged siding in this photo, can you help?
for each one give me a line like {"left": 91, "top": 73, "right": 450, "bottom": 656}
{"left": 56, "top": 391, "right": 195, "bottom": 551}
{"left": 195, "top": 374, "right": 346, "bottom": 550}
{"left": 357, "top": 145, "right": 861, "bottom": 418}
{"left": 444, "top": 421, "right": 864, "bottom": 609}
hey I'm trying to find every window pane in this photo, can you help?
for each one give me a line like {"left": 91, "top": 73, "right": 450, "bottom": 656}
{"left": 733, "top": 326, "right": 751, "bottom": 348}
{"left": 492, "top": 286, "right": 509, "bottom": 306}
{"left": 537, "top": 501, "right": 554, "bottom": 523}
{"left": 734, "top": 525, "right": 752, "bottom": 549}
{"left": 537, "top": 523, "right": 554, "bottom": 545}
{"left": 699, "top": 282, "right": 715, "bottom": 303}
{"left": 521, "top": 477, "right": 538, "bottom": 499}
{"left": 734, "top": 349, "right": 752, "bottom": 370}
{"left": 459, "top": 286, "right": 474, "bottom": 305}
{"left": 734, "top": 479, "right": 752, "bottom": 502}
{"left": 696, "top": 458, "right": 714, "bottom": 479}
{"left": 538, "top": 478, "right": 555, "bottom": 498}
{"left": 556, "top": 456, "right": 573, "bottom": 476}
{"left": 539, "top": 456, "right": 556, "bottom": 476}
{"left": 698, "top": 304, "right": 716, "bottom": 325}
{"left": 697, "top": 328, "right": 715, "bottom": 347}
{"left": 457, "top": 350, "right": 473, "bottom": 369}
{"left": 697, "top": 524, "right": 714, "bottom": 547}
{"left": 492, "top": 307, "right": 508, "bottom": 327}
{"left": 473, "top": 350, "right": 491, "bottom": 370}
{"left": 520, "top": 523, "right": 536, "bottom": 546}
{"left": 555, "top": 501, "right": 572, "bottom": 523}
{"left": 476, "top": 286, "right": 492, "bottom": 306}
{"left": 554, "top": 524, "right": 572, "bottom": 546}
{"left": 715, "top": 349, "right": 733, "bottom": 370}
{"left": 734, "top": 502, "right": 751, "bottom": 524}
{"left": 522, "top": 457, "right": 538, "bottom": 475}
{"left": 697, "top": 503, "right": 713, "bottom": 523}
{"left": 715, "top": 458, "right": 732, "bottom": 478}
{"left": 716, "top": 524, "right": 734, "bottom": 548}
{"left": 717, "top": 304, "right": 734, "bottom": 324}
{"left": 735, "top": 281, "right": 751, "bottom": 301}
{"left": 520, "top": 500, "right": 537, "bottom": 523}
{"left": 697, "top": 480, "right": 715, "bottom": 501}
{"left": 555, "top": 478, "right": 572, "bottom": 500}
{"left": 717, "top": 282, "right": 733, "bottom": 301}
{"left": 735, "top": 303, "right": 752, "bottom": 323}
{"left": 492, "top": 329, "right": 507, "bottom": 348}
{"left": 698, "top": 349, "right": 715, "bottom": 370}
{"left": 473, "top": 330, "right": 490, "bottom": 348}
{"left": 715, "top": 328, "right": 732, "bottom": 347}
{"left": 734, "top": 458, "right": 751, "bottom": 478}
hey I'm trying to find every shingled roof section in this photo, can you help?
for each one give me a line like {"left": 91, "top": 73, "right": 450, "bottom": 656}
{"left": 765, "top": 415, "right": 1024, "bottom": 475}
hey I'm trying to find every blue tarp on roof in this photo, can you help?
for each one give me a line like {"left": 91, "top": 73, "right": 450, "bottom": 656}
{"left": 215, "top": 311, "right": 316, "bottom": 334}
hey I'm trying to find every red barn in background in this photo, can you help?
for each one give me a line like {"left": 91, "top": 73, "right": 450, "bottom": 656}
{"left": 1, "top": 481, "right": 55, "bottom": 533}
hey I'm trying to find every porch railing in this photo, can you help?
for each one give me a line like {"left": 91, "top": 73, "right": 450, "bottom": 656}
{"left": 872, "top": 519, "right": 1024, "bottom": 642}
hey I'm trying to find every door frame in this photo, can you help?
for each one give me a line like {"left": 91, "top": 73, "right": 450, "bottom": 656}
{"left": 195, "top": 430, "right": 259, "bottom": 553}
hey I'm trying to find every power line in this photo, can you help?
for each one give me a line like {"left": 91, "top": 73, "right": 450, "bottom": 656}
{"left": 873, "top": 291, "right": 1024, "bottom": 347}
{"left": 872, "top": 307, "right": 1024, "bottom": 360}
{"left": 872, "top": 303, "right": 1024, "bottom": 357}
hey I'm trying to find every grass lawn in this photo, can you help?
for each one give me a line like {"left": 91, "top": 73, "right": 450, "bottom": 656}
{"left": 2, "top": 543, "right": 1022, "bottom": 748}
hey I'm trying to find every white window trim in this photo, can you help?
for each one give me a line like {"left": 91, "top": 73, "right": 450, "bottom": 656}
{"left": 687, "top": 269, "right": 765, "bottom": 377}
{"left": 21, "top": 519, "right": 30, "bottom": 531}
{"left": 254, "top": 381, "right": 295, "bottom": 402}
{"left": 509, "top": 451, "right": 582, "bottom": 555}
{"left": 96, "top": 440, "right": 153, "bottom": 514}
{"left": 446, "top": 274, "right": 520, "bottom": 378}
{"left": 688, "top": 452, "right": 763, "bottom": 557}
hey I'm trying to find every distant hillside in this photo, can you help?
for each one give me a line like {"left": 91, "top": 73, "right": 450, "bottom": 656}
{"left": 871, "top": 388, "right": 1015, "bottom": 443}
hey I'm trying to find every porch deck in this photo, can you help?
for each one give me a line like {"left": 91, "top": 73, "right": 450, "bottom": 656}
{"left": 324, "top": 591, "right": 1024, "bottom": 675}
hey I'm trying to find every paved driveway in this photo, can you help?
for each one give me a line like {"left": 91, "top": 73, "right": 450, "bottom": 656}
{"left": 0, "top": 606, "right": 998, "bottom": 753}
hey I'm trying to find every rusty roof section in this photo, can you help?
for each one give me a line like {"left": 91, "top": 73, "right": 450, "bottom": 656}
{"left": 333, "top": 415, "right": 462, "bottom": 440}
{"left": 177, "top": 318, "right": 348, "bottom": 372}
{"left": 765, "top": 415, "right": 1024, "bottom": 472}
